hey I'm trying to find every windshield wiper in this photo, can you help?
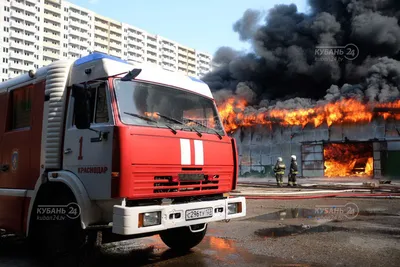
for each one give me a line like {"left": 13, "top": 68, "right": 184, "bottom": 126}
{"left": 123, "top": 112, "right": 177, "bottom": 134}
{"left": 124, "top": 112, "right": 157, "bottom": 123}
{"left": 183, "top": 117, "right": 223, "bottom": 140}
{"left": 156, "top": 112, "right": 202, "bottom": 137}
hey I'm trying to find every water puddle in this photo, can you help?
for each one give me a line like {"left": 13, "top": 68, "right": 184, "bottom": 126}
{"left": 249, "top": 208, "right": 318, "bottom": 221}
{"left": 255, "top": 225, "right": 347, "bottom": 238}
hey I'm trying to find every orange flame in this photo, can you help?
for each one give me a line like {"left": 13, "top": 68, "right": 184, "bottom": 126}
{"left": 323, "top": 143, "right": 373, "bottom": 177}
{"left": 217, "top": 98, "right": 400, "bottom": 132}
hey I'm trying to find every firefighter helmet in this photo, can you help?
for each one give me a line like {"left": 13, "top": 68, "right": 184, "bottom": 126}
{"left": 291, "top": 155, "right": 296, "bottom": 160}
{"left": 277, "top": 157, "right": 283, "bottom": 162}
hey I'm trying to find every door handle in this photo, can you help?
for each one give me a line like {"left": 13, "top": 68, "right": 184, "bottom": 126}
{"left": 0, "top": 164, "right": 9, "bottom": 172}
{"left": 64, "top": 148, "right": 72, "bottom": 154}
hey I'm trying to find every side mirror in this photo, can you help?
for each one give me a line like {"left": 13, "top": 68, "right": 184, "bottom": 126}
{"left": 72, "top": 84, "right": 91, "bottom": 130}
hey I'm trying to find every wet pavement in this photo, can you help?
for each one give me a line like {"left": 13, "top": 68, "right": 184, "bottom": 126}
{"left": 1, "top": 198, "right": 400, "bottom": 267}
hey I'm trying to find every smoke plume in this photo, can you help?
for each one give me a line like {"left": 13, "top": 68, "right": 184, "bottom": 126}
{"left": 203, "top": 0, "right": 400, "bottom": 111}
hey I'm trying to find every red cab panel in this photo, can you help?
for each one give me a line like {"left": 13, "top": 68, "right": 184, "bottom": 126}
{"left": 115, "top": 125, "right": 234, "bottom": 199}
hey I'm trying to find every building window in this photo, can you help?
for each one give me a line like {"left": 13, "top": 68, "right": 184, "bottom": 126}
{"left": 4, "top": 17, "right": 9, "bottom": 22}
{"left": 8, "top": 86, "right": 32, "bottom": 130}
{"left": 3, "top": 48, "right": 8, "bottom": 53}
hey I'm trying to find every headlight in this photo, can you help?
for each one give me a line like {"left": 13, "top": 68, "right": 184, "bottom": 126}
{"left": 139, "top": 211, "right": 161, "bottom": 227}
{"left": 228, "top": 203, "right": 242, "bottom": 215}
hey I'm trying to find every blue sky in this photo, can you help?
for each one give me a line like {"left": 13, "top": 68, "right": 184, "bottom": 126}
{"left": 69, "top": 0, "right": 309, "bottom": 56}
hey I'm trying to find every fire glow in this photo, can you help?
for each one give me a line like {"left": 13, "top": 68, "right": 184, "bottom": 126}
{"left": 217, "top": 98, "right": 400, "bottom": 132}
{"left": 323, "top": 143, "right": 374, "bottom": 177}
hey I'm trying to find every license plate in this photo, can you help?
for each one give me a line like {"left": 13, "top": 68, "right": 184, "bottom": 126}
{"left": 178, "top": 173, "right": 205, "bottom": 181}
{"left": 185, "top": 207, "right": 213, "bottom": 221}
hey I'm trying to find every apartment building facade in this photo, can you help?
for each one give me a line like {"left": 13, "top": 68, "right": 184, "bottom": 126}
{"left": 0, "top": 0, "right": 213, "bottom": 82}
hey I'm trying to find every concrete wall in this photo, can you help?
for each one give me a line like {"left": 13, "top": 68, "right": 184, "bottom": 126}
{"left": 234, "top": 118, "right": 400, "bottom": 179}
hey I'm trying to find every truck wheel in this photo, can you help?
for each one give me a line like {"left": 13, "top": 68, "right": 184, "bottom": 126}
{"left": 159, "top": 224, "right": 207, "bottom": 251}
{"left": 28, "top": 186, "right": 86, "bottom": 264}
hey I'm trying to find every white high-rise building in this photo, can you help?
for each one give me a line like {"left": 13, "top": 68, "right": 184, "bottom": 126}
{"left": 0, "top": 0, "right": 213, "bottom": 82}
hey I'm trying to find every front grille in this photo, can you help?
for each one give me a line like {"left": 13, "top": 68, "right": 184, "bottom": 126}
{"left": 153, "top": 176, "right": 219, "bottom": 193}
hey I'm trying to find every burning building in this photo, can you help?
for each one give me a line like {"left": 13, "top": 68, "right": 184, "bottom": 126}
{"left": 203, "top": 0, "right": 400, "bottom": 179}
{"left": 217, "top": 98, "right": 400, "bottom": 179}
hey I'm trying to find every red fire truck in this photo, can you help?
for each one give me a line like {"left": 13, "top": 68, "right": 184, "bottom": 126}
{"left": 0, "top": 53, "right": 246, "bottom": 257}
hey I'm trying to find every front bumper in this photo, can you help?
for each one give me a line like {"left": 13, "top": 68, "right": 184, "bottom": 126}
{"left": 112, "top": 197, "right": 246, "bottom": 235}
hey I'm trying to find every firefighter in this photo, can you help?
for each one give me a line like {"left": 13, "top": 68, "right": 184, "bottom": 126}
{"left": 273, "top": 157, "right": 286, "bottom": 187}
{"left": 288, "top": 155, "right": 298, "bottom": 187}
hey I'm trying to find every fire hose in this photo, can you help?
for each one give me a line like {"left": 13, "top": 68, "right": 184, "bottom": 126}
{"left": 237, "top": 193, "right": 400, "bottom": 200}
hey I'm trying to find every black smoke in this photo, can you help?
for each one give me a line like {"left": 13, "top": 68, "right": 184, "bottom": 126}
{"left": 203, "top": 0, "right": 400, "bottom": 108}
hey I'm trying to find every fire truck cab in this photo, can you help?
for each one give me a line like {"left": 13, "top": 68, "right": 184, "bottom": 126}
{"left": 0, "top": 53, "right": 246, "bottom": 256}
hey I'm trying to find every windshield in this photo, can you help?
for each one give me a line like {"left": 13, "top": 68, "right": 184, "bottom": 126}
{"left": 114, "top": 79, "right": 225, "bottom": 135}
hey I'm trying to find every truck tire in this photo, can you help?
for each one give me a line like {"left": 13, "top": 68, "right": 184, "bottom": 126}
{"left": 28, "top": 185, "right": 87, "bottom": 265}
{"left": 159, "top": 224, "right": 207, "bottom": 251}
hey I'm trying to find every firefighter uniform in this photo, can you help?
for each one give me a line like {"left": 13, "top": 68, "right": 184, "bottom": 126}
{"left": 288, "top": 155, "right": 298, "bottom": 187}
{"left": 273, "top": 157, "right": 286, "bottom": 187}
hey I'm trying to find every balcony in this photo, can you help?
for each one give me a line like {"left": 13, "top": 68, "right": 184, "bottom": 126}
{"left": 24, "top": 24, "right": 36, "bottom": 33}
{"left": 69, "top": 28, "right": 86, "bottom": 38}
{"left": 9, "top": 62, "right": 31, "bottom": 72}
{"left": 42, "top": 59, "right": 53, "bottom": 66}
{"left": 128, "top": 32, "right": 144, "bottom": 41}
{"left": 128, "top": 38, "right": 144, "bottom": 46}
{"left": 10, "top": 11, "right": 26, "bottom": 21}
{"left": 25, "top": 14, "right": 36, "bottom": 23}
{"left": 178, "top": 50, "right": 187, "bottom": 56}
{"left": 162, "top": 64, "right": 176, "bottom": 72}
{"left": 94, "top": 20, "right": 108, "bottom": 30}
{"left": 43, "top": 23, "right": 60, "bottom": 32}
{"left": 68, "top": 47, "right": 83, "bottom": 55}
{"left": 146, "top": 46, "right": 157, "bottom": 53}
{"left": 94, "top": 46, "right": 108, "bottom": 54}
{"left": 94, "top": 28, "right": 108, "bottom": 38}
{"left": 10, "top": 21, "right": 24, "bottom": 31}
{"left": 10, "top": 52, "right": 35, "bottom": 62}
{"left": 25, "top": 0, "right": 36, "bottom": 4}
{"left": 69, "top": 20, "right": 85, "bottom": 29}
{"left": 146, "top": 53, "right": 157, "bottom": 60}
{"left": 24, "top": 44, "right": 36, "bottom": 53}
{"left": 43, "top": 50, "right": 59, "bottom": 60}
{"left": 127, "top": 54, "right": 144, "bottom": 62}
{"left": 109, "top": 50, "right": 122, "bottom": 58}
{"left": 188, "top": 65, "right": 196, "bottom": 71}
{"left": 10, "top": 41, "right": 25, "bottom": 50}
{"left": 110, "top": 25, "right": 122, "bottom": 34}
{"left": 10, "top": 1, "right": 25, "bottom": 10}
{"left": 23, "top": 54, "right": 35, "bottom": 62}
{"left": 69, "top": 11, "right": 87, "bottom": 22}
{"left": 9, "top": 52, "right": 24, "bottom": 60}
{"left": 162, "top": 57, "right": 176, "bottom": 65}
{"left": 44, "top": 12, "right": 61, "bottom": 23}
{"left": 10, "top": 32, "right": 36, "bottom": 43}
{"left": 109, "top": 42, "right": 122, "bottom": 50}
{"left": 9, "top": 31, "right": 25, "bottom": 41}
{"left": 43, "top": 31, "right": 60, "bottom": 41}
{"left": 94, "top": 37, "right": 108, "bottom": 47}
{"left": 68, "top": 37, "right": 80, "bottom": 46}
{"left": 109, "top": 34, "right": 122, "bottom": 43}
{"left": 43, "top": 41, "right": 60, "bottom": 50}
{"left": 44, "top": 4, "right": 62, "bottom": 15}
{"left": 178, "top": 62, "right": 187, "bottom": 68}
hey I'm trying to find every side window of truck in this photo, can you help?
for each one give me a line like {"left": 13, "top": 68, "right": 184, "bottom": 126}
{"left": 94, "top": 84, "right": 109, "bottom": 123}
{"left": 72, "top": 83, "right": 109, "bottom": 126}
{"left": 7, "top": 86, "right": 32, "bottom": 130}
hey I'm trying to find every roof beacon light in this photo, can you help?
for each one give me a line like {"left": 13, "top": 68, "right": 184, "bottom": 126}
{"left": 121, "top": 69, "right": 142, "bottom": 81}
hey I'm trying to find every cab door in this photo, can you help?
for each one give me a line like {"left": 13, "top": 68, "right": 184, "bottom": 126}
{"left": 62, "top": 82, "right": 114, "bottom": 200}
